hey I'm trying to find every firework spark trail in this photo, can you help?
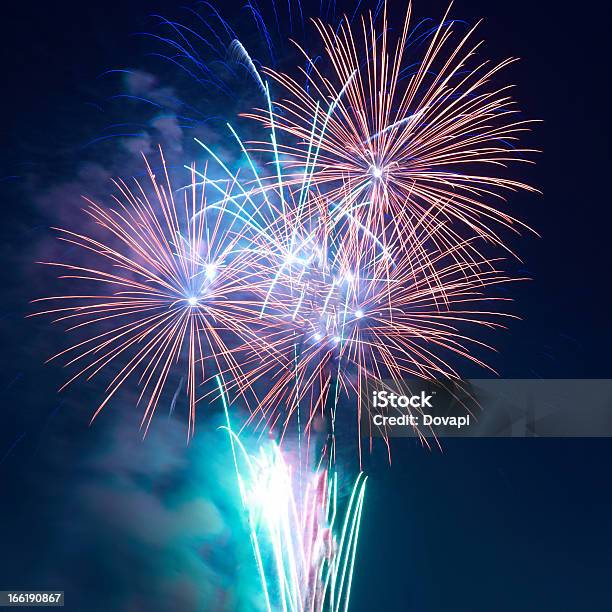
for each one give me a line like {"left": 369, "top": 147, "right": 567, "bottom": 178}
{"left": 219, "top": 375, "right": 367, "bottom": 612}
{"left": 228, "top": 39, "right": 267, "bottom": 94}
{"left": 141, "top": 0, "right": 326, "bottom": 106}
{"left": 31, "top": 151, "right": 280, "bottom": 439}
{"left": 244, "top": 2, "right": 539, "bottom": 269}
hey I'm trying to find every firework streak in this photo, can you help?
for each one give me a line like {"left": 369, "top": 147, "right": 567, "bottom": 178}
{"left": 219, "top": 376, "right": 367, "bottom": 612}
{"left": 244, "top": 3, "right": 539, "bottom": 266}
{"left": 31, "top": 153, "right": 278, "bottom": 440}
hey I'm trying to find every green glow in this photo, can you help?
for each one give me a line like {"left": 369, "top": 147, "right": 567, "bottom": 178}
{"left": 216, "top": 375, "right": 367, "bottom": 611}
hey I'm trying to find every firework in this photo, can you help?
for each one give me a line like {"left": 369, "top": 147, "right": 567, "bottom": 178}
{"left": 244, "top": 2, "right": 539, "bottom": 265}
{"left": 33, "top": 3, "right": 535, "bottom": 453}
{"left": 247, "top": 201, "right": 520, "bottom": 456}
{"left": 220, "top": 376, "right": 367, "bottom": 612}
{"left": 193, "top": 104, "right": 522, "bottom": 458}
{"left": 31, "top": 151, "right": 275, "bottom": 439}
{"left": 28, "top": 5, "right": 542, "bottom": 610}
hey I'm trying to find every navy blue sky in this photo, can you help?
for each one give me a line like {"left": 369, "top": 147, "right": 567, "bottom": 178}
{"left": 1, "top": 2, "right": 611, "bottom": 610}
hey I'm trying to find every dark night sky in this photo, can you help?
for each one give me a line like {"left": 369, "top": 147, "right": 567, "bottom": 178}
{"left": 1, "top": 1, "right": 611, "bottom": 611}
